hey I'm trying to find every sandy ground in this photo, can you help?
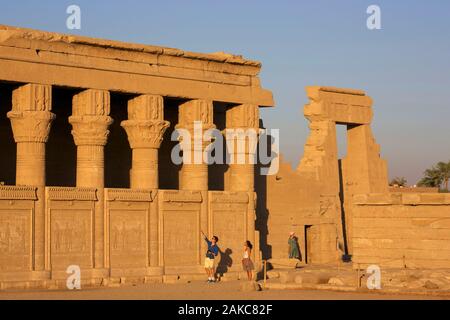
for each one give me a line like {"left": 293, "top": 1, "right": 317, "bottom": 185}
{"left": 0, "top": 280, "right": 448, "bottom": 300}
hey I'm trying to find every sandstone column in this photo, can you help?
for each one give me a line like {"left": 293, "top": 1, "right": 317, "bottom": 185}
{"left": 8, "top": 83, "right": 55, "bottom": 272}
{"left": 176, "top": 99, "right": 215, "bottom": 191}
{"left": 225, "top": 104, "right": 260, "bottom": 260}
{"left": 176, "top": 99, "right": 215, "bottom": 267}
{"left": 121, "top": 94, "right": 169, "bottom": 274}
{"left": 121, "top": 94, "right": 169, "bottom": 189}
{"left": 69, "top": 89, "right": 113, "bottom": 270}
{"left": 225, "top": 104, "right": 259, "bottom": 192}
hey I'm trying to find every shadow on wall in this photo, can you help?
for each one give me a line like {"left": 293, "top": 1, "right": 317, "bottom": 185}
{"left": 216, "top": 248, "right": 233, "bottom": 276}
{"left": 255, "top": 119, "right": 276, "bottom": 260}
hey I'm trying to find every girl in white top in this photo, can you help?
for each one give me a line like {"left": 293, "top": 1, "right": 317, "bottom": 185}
{"left": 242, "top": 241, "right": 254, "bottom": 281}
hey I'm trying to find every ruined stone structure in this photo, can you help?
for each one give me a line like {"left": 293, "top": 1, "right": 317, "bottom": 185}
{"left": 264, "top": 86, "right": 450, "bottom": 269}
{"left": 1, "top": 25, "right": 449, "bottom": 289}
{"left": 0, "top": 25, "right": 272, "bottom": 287}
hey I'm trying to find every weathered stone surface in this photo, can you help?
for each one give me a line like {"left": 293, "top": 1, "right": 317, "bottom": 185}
{"left": 240, "top": 281, "right": 262, "bottom": 292}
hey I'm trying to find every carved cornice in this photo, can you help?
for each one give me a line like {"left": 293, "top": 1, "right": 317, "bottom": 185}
{"left": 0, "top": 185, "right": 38, "bottom": 200}
{"left": 7, "top": 110, "right": 55, "bottom": 143}
{"left": 210, "top": 191, "right": 249, "bottom": 204}
{"left": 69, "top": 115, "right": 113, "bottom": 146}
{"left": 163, "top": 190, "right": 202, "bottom": 203}
{"left": 46, "top": 187, "right": 97, "bottom": 201}
{"left": 106, "top": 188, "right": 154, "bottom": 202}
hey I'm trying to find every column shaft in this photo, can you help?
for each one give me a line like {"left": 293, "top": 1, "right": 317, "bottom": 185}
{"left": 130, "top": 148, "right": 158, "bottom": 189}
{"left": 16, "top": 142, "right": 46, "bottom": 186}
{"left": 76, "top": 145, "right": 105, "bottom": 188}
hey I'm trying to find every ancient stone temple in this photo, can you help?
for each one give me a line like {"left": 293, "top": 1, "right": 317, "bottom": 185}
{"left": 264, "top": 86, "right": 450, "bottom": 270}
{"left": 0, "top": 25, "right": 273, "bottom": 287}
{"left": 1, "top": 25, "right": 450, "bottom": 290}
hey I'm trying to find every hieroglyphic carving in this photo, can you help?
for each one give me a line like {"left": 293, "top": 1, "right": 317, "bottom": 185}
{"left": 110, "top": 210, "right": 147, "bottom": 268}
{"left": 0, "top": 210, "right": 32, "bottom": 271}
{"left": 163, "top": 210, "right": 199, "bottom": 266}
{"left": 177, "top": 99, "right": 214, "bottom": 130}
{"left": 226, "top": 103, "right": 259, "bottom": 129}
{"left": 11, "top": 83, "right": 52, "bottom": 112}
{"left": 212, "top": 210, "right": 246, "bottom": 268}
{"left": 50, "top": 209, "right": 92, "bottom": 268}
{"left": 72, "top": 89, "right": 110, "bottom": 116}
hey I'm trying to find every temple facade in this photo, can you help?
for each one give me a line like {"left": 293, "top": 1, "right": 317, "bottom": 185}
{"left": 0, "top": 25, "right": 273, "bottom": 287}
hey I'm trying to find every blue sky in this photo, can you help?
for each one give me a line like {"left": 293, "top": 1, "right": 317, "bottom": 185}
{"left": 1, "top": 0, "right": 449, "bottom": 184}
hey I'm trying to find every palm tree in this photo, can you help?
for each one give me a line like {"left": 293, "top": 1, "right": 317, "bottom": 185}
{"left": 390, "top": 177, "right": 407, "bottom": 187}
{"left": 418, "top": 161, "right": 450, "bottom": 191}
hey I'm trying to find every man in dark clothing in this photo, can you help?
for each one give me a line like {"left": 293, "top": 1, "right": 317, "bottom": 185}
{"left": 202, "top": 231, "right": 219, "bottom": 283}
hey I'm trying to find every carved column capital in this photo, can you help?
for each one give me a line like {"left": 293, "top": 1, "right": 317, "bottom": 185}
{"left": 121, "top": 94, "right": 169, "bottom": 149}
{"left": 8, "top": 110, "right": 55, "bottom": 143}
{"left": 69, "top": 115, "right": 113, "bottom": 146}
{"left": 121, "top": 120, "right": 169, "bottom": 149}
{"left": 8, "top": 83, "right": 55, "bottom": 143}
{"left": 69, "top": 89, "right": 113, "bottom": 146}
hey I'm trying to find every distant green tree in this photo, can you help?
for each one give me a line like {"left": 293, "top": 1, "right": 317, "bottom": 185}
{"left": 389, "top": 177, "right": 407, "bottom": 187}
{"left": 417, "top": 161, "right": 450, "bottom": 192}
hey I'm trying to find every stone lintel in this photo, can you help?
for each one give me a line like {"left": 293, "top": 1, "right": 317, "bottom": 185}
{"left": 0, "top": 25, "right": 274, "bottom": 107}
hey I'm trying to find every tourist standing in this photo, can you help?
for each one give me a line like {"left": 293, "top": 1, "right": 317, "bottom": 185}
{"left": 288, "top": 231, "right": 300, "bottom": 259}
{"left": 242, "top": 240, "right": 255, "bottom": 281}
{"left": 201, "top": 231, "right": 219, "bottom": 283}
